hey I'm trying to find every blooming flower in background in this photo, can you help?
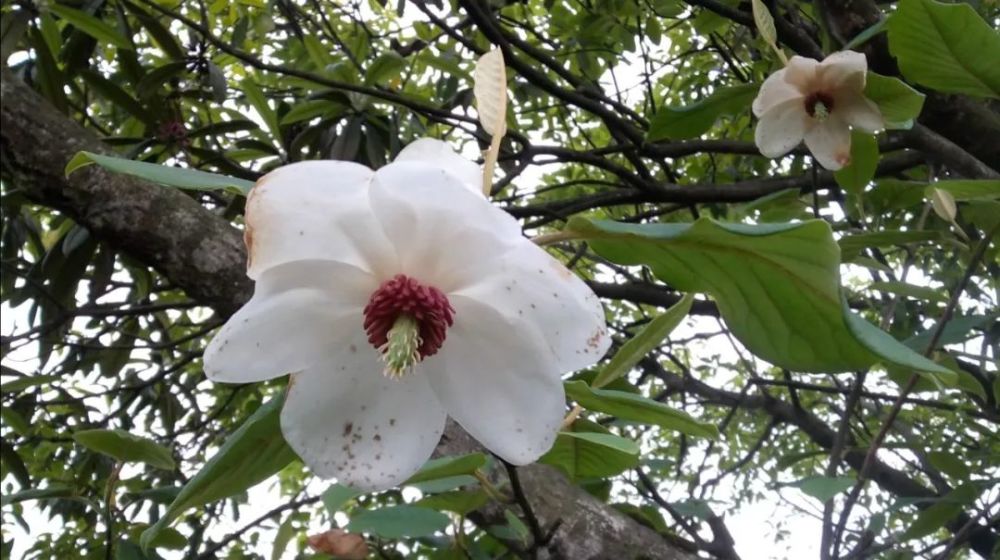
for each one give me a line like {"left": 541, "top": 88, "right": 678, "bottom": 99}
{"left": 203, "top": 138, "right": 610, "bottom": 490}
{"left": 752, "top": 51, "right": 884, "bottom": 170}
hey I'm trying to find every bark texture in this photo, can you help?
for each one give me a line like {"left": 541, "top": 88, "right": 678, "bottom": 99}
{"left": 0, "top": 66, "right": 695, "bottom": 560}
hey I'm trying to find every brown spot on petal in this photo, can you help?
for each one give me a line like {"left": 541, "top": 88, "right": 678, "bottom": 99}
{"left": 342, "top": 422, "right": 354, "bottom": 437}
{"left": 836, "top": 151, "right": 852, "bottom": 168}
{"left": 307, "top": 529, "right": 368, "bottom": 560}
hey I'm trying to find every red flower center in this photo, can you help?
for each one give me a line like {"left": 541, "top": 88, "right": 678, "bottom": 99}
{"left": 363, "top": 275, "right": 455, "bottom": 360}
{"left": 804, "top": 92, "right": 835, "bottom": 118}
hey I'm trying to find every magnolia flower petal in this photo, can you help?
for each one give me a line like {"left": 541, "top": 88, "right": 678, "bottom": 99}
{"left": 804, "top": 116, "right": 852, "bottom": 170}
{"left": 369, "top": 162, "right": 524, "bottom": 291}
{"left": 394, "top": 138, "right": 482, "bottom": 196}
{"left": 755, "top": 99, "right": 810, "bottom": 158}
{"left": 421, "top": 296, "right": 566, "bottom": 465}
{"left": 783, "top": 56, "right": 820, "bottom": 90}
{"left": 752, "top": 69, "right": 802, "bottom": 117}
{"left": 203, "top": 260, "right": 375, "bottom": 383}
{"left": 819, "top": 51, "right": 867, "bottom": 92}
{"left": 838, "top": 95, "right": 884, "bottom": 133}
{"left": 245, "top": 161, "right": 396, "bottom": 279}
{"left": 281, "top": 338, "right": 447, "bottom": 491}
{"left": 455, "top": 242, "right": 609, "bottom": 373}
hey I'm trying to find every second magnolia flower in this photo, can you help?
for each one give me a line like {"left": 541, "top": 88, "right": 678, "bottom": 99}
{"left": 203, "top": 138, "right": 611, "bottom": 490}
{"left": 753, "top": 51, "right": 884, "bottom": 170}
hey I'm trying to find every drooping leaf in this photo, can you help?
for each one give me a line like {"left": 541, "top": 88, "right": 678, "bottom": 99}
{"left": 565, "top": 217, "right": 956, "bottom": 383}
{"left": 592, "top": 294, "right": 693, "bottom": 388}
{"left": 346, "top": 505, "right": 451, "bottom": 538}
{"left": 887, "top": 0, "right": 1000, "bottom": 98}
{"left": 647, "top": 84, "right": 757, "bottom": 141}
{"left": 565, "top": 381, "right": 718, "bottom": 439}
{"left": 74, "top": 429, "right": 174, "bottom": 470}
{"left": 140, "top": 397, "right": 298, "bottom": 551}
{"left": 66, "top": 151, "right": 254, "bottom": 195}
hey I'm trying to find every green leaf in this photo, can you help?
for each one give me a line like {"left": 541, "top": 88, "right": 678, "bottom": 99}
{"left": 270, "top": 517, "right": 295, "bottom": 560}
{"left": 839, "top": 230, "right": 941, "bottom": 259}
{"left": 834, "top": 131, "right": 879, "bottom": 193}
{"left": 321, "top": 483, "right": 362, "bottom": 515}
{"left": 74, "top": 429, "right": 174, "bottom": 470}
{"left": 122, "top": 1, "right": 185, "bottom": 60}
{"left": 669, "top": 499, "right": 714, "bottom": 520}
{"left": 592, "top": 294, "right": 693, "bottom": 388}
{"left": 540, "top": 420, "right": 639, "bottom": 480}
{"left": 346, "top": 505, "right": 451, "bottom": 538}
{"left": 405, "top": 453, "right": 488, "bottom": 485}
{"left": 66, "top": 151, "right": 254, "bottom": 195}
{"left": 0, "top": 407, "right": 30, "bottom": 436}
{"left": 240, "top": 79, "right": 282, "bottom": 142}
{"left": 863, "top": 72, "right": 925, "bottom": 129}
{"left": 866, "top": 281, "right": 948, "bottom": 303}
{"left": 928, "top": 180, "right": 1000, "bottom": 201}
{"left": 365, "top": 52, "right": 407, "bottom": 85}
{"left": 503, "top": 509, "right": 530, "bottom": 545}
{"left": 0, "top": 374, "right": 59, "bottom": 393}
{"left": 566, "top": 217, "right": 955, "bottom": 383}
{"left": 279, "top": 99, "right": 342, "bottom": 124}
{"left": 793, "top": 476, "right": 856, "bottom": 503}
{"left": 887, "top": 0, "right": 1000, "bottom": 99}
{"left": 416, "top": 490, "right": 490, "bottom": 515}
{"left": 647, "top": 84, "right": 757, "bottom": 140}
{"left": 0, "top": 485, "right": 74, "bottom": 506}
{"left": 902, "top": 482, "right": 980, "bottom": 540}
{"left": 565, "top": 381, "right": 718, "bottom": 438}
{"left": 843, "top": 312, "right": 956, "bottom": 388}
{"left": 140, "top": 397, "right": 298, "bottom": 551}
{"left": 926, "top": 451, "right": 970, "bottom": 481}
{"left": 904, "top": 313, "right": 996, "bottom": 351}
{"left": 843, "top": 19, "right": 887, "bottom": 51}
{"left": 47, "top": 4, "right": 133, "bottom": 51}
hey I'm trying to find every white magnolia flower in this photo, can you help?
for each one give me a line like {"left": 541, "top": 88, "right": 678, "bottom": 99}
{"left": 752, "top": 51, "right": 883, "bottom": 170}
{"left": 204, "top": 138, "right": 610, "bottom": 490}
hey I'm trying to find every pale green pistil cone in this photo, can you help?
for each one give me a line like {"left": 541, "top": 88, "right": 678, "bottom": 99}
{"left": 381, "top": 314, "right": 422, "bottom": 378}
{"left": 813, "top": 101, "right": 830, "bottom": 122}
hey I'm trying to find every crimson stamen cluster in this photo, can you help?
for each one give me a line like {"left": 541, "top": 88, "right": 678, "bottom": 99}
{"left": 363, "top": 274, "right": 455, "bottom": 359}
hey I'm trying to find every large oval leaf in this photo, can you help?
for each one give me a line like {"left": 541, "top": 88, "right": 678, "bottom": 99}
{"left": 887, "top": 0, "right": 1000, "bottom": 99}
{"left": 565, "top": 217, "right": 955, "bottom": 383}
